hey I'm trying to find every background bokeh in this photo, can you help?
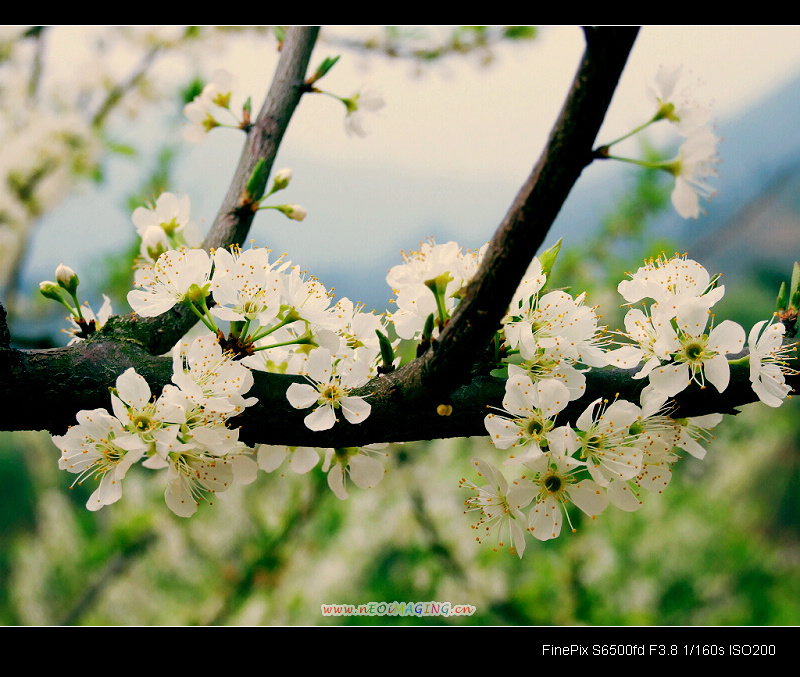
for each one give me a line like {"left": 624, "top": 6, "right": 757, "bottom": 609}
{"left": 1, "top": 26, "right": 799, "bottom": 626}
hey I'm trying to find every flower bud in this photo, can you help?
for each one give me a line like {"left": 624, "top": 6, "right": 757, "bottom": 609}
{"left": 56, "top": 263, "right": 79, "bottom": 295}
{"left": 277, "top": 204, "right": 307, "bottom": 222}
{"left": 39, "top": 280, "right": 63, "bottom": 302}
{"left": 272, "top": 168, "right": 292, "bottom": 192}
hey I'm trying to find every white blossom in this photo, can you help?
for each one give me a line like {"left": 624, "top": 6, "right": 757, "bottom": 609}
{"left": 127, "top": 248, "right": 212, "bottom": 317}
{"left": 53, "top": 408, "right": 147, "bottom": 512}
{"left": 286, "top": 348, "right": 371, "bottom": 431}
{"left": 748, "top": 317, "right": 796, "bottom": 407}
{"left": 460, "top": 458, "right": 534, "bottom": 557}
{"left": 322, "top": 445, "right": 388, "bottom": 500}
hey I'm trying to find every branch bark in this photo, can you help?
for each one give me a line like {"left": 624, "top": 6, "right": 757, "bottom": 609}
{"left": 2, "top": 26, "right": 794, "bottom": 451}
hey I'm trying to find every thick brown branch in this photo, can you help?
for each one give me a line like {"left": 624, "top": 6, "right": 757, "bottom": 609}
{"left": 2, "top": 337, "right": 795, "bottom": 447}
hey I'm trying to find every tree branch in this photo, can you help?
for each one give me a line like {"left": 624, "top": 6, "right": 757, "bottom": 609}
{"left": 1, "top": 336, "right": 795, "bottom": 446}
{"left": 99, "top": 26, "right": 320, "bottom": 355}
{"left": 3, "top": 26, "right": 793, "bottom": 454}
{"left": 365, "top": 27, "right": 640, "bottom": 413}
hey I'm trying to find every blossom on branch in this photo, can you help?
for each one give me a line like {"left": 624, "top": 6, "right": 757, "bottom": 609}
{"left": 127, "top": 248, "right": 212, "bottom": 317}
{"left": 286, "top": 348, "right": 371, "bottom": 431}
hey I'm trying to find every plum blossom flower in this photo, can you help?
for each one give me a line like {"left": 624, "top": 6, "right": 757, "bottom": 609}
{"left": 573, "top": 397, "right": 644, "bottom": 486}
{"left": 648, "top": 305, "right": 745, "bottom": 396}
{"left": 66, "top": 294, "right": 113, "bottom": 344}
{"left": 183, "top": 69, "right": 238, "bottom": 143}
{"left": 209, "top": 246, "right": 285, "bottom": 328}
{"left": 617, "top": 253, "right": 724, "bottom": 316}
{"left": 525, "top": 452, "right": 608, "bottom": 542}
{"left": 53, "top": 408, "right": 147, "bottom": 511}
{"left": 748, "top": 317, "right": 796, "bottom": 407}
{"left": 667, "top": 126, "right": 719, "bottom": 219}
{"left": 132, "top": 192, "right": 198, "bottom": 245}
{"left": 648, "top": 64, "right": 711, "bottom": 136}
{"left": 163, "top": 452, "right": 236, "bottom": 518}
{"left": 171, "top": 333, "right": 257, "bottom": 419}
{"left": 484, "top": 376, "right": 571, "bottom": 462}
{"left": 460, "top": 458, "right": 534, "bottom": 557}
{"left": 606, "top": 307, "right": 678, "bottom": 378}
{"left": 322, "top": 445, "right": 388, "bottom": 500}
{"left": 127, "top": 248, "right": 212, "bottom": 317}
{"left": 110, "top": 367, "right": 185, "bottom": 457}
{"left": 342, "top": 86, "right": 385, "bottom": 137}
{"left": 286, "top": 348, "right": 371, "bottom": 431}
{"left": 387, "top": 239, "right": 468, "bottom": 340}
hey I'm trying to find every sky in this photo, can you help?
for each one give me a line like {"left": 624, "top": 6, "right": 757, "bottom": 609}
{"left": 25, "top": 25, "right": 800, "bottom": 313}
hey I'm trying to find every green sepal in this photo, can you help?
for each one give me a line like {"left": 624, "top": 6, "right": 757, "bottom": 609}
{"left": 184, "top": 283, "right": 211, "bottom": 304}
{"left": 537, "top": 238, "right": 562, "bottom": 291}
{"left": 39, "top": 281, "right": 64, "bottom": 303}
{"left": 423, "top": 313, "right": 435, "bottom": 339}
{"left": 490, "top": 366, "right": 508, "bottom": 379}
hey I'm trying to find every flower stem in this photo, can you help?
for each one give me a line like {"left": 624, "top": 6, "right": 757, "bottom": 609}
{"left": 600, "top": 114, "right": 660, "bottom": 149}
{"left": 185, "top": 300, "right": 217, "bottom": 333}
{"left": 250, "top": 309, "right": 301, "bottom": 342}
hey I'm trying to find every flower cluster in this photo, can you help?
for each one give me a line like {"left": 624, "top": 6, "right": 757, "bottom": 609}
{"left": 386, "top": 238, "right": 487, "bottom": 341}
{"left": 40, "top": 62, "right": 796, "bottom": 541}
{"left": 183, "top": 69, "right": 248, "bottom": 143}
{"left": 610, "top": 253, "right": 745, "bottom": 398}
{"left": 463, "top": 251, "right": 796, "bottom": 556}
{"left": 601, "top": 65, "right": 719, "bottom": 219}
{"left": 53, "top": 336, "right": 257, "bottom": 517}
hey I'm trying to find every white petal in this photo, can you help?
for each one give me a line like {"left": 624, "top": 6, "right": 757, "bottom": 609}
{"left": 528, "top": 496, "right": 561, "bottom": 541}
{"left": 649, "top": 363, "right": 690, "bottom": 397}
{"left": 349, "top": 454, "right": 385, "bottom": 489}
{"left": 126, "top": 289, "right": 177, "bottom": 317}
{"left": 257, "top": 445, "right": 287, "bottom": 472}
{"left": 606, "top": 479, "right": 641, "bottom": 512}
{"left": 509, "top": 517, "right": 527, "bottom": 558}
{"left": 703, "top": 354, "right": 730, "bottom": 392}
{"left": 568, "top": 479, "right": 609, "bottom": 516}
{"left": 305, "top": 404, "right": 336, "bottom": 431}
{"left": 707, "top": 320, "right": 745, "bottom": 355}
{"left": 485, "top": 414, "right": 522, "bottom": 450}
{"left": 327, "top": 464, "right": 348, "bottom": 500}
{"left": 286, "top": 383, "right": 319, "bottom": 409}
{"left": 340, "top": 396, "right": 371, "bottom": 424}
{"left": 305, "top": 347, "right": 333, "bottom": 383}
{"left": 116, "top": 367, "right": 151, "bottom": 409}
{"left": 165, "top": 473, "right": 197, "bottom": 518}
{"left": 232, "top": 455, "right": 258, "bottom": 484}
{"left": 290, "top": 447, "right": 320, "bottom": 474}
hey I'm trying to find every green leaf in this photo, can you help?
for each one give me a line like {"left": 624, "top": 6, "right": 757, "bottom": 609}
{"left": 790, "top": 261, "right": 800, "bottom": 299}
